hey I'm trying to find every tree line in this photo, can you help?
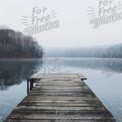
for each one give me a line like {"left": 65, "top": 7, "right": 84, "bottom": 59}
{"left": 0, "top": 28, "right": 44, "bottom": 58}
{"left": 104, "top": 44, "right": 122, "bottom": 58}
{"left": 45, "top": 44, "right": 122, "bottom": 58}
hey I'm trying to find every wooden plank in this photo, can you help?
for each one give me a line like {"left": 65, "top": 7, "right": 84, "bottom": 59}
{"left": 7, "top": 113, "right": 114, "bottom": 120}
{"left": 30, "top": 73, "right": 87, "bottom": 81}
{"left": 5, "top": 73, "right": 115, "bottom": 122}
{"left": 6, "top": 119, "right": 115, "bottom": 122}
{"left": 19, "top": 102, "right": 102, "bottom": 107}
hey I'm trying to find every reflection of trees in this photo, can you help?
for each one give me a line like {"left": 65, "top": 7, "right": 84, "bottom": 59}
{"left": 53, "top": 58, "right": 122, "bottom": 73}
{"left": 104, "top": 59, "right": 122, "bottom": 73}
{"left": 0, "top": 60, "right": 43, "bottom": 87}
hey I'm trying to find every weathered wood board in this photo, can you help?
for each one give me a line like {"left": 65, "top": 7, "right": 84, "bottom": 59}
{"left": 4, "top": 73, "right": 116, "bottom": 122}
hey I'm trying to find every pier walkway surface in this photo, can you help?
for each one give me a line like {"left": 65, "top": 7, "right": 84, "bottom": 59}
{"left": 5, "top": 73, "right": 116, "bottom": 122}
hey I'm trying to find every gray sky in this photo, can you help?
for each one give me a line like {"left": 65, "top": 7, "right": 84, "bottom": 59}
{"left": 0, "top": 0, "right": 122, "bottom": 48}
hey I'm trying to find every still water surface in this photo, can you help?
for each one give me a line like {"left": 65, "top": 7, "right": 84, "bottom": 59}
{"left": 0, "top": 58, "right": 122, "bottom": 122}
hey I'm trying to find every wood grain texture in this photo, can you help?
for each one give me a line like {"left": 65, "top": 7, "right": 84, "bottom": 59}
{"left": 5, "top": 73, "right": 116, "bottom": 122}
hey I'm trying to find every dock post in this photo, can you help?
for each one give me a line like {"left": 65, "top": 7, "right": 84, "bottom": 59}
{"left": 27, "top": 78, "right": 30, "bottom": 95}
{"left": 30, "top": 79, "right": 34, "bottom": 91}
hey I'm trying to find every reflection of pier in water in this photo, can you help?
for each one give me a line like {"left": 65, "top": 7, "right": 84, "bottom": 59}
{"left": 0, "top": 79, "right": 7, "bottom": 90}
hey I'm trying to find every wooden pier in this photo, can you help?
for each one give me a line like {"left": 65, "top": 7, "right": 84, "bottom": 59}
{"left": 5, "top": 73, "right": 115, "bottom": 122}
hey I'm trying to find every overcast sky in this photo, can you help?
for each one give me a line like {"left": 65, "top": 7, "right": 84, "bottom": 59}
{"left": 0, "top": 0, "right": 122, "bottom": 49}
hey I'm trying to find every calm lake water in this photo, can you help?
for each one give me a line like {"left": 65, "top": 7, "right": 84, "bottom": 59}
{"left": 0, "top": 57, "right": 122, "bottom": 122}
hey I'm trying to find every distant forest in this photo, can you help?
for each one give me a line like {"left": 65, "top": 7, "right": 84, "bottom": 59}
{"left": 0, "top": 27, "right": 44, "bottom": 58}
{"left": 46, "top": 44, "right": 122, "bottom": 58}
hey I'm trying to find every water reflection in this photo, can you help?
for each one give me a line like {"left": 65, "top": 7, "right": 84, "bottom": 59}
{"left": 54, "top": 58, "right": 122, "bottom": 73}
{"left": 0, "top": 58, "right": 122, "bottom": 89}
{"left": 0, "top": 58, "right": 122, "bottom": 121}
{"left": 0, "top": 79, "right": 6, "bottom": 90}
{"left": 0, "top": 59, "right": 43, "bottom": 90}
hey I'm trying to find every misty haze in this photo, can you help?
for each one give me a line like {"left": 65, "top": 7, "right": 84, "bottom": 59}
{"left": 0, "top": 0, "right": 122, "bottom": 122}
